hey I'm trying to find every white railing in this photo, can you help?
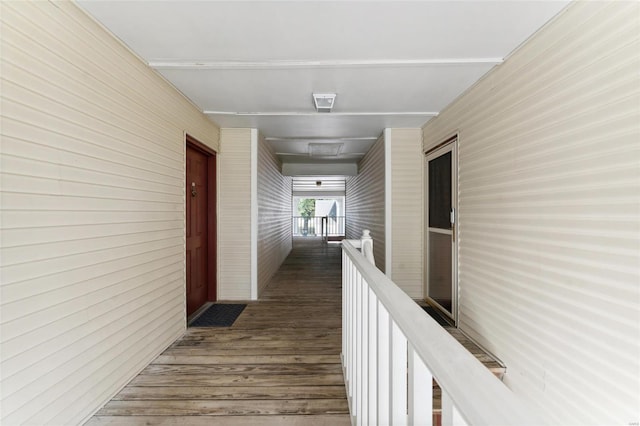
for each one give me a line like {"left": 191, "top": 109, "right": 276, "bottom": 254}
{"left": 341, "top": 231, "right": 541, "bottom": 426}
{"left": 292, "top": 216, "right": 345, "bottom": 239}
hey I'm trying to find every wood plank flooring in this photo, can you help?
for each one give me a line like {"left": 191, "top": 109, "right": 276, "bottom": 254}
{"left": 87, "top": 237, "right": 350, "bottom": 426}
{"left": 88, "top": 236, "right": 504, "bottom": 425}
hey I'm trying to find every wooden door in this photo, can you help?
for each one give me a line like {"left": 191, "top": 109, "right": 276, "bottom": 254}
{"left": 186, "top": 145, "right": 209, "bottom": 316}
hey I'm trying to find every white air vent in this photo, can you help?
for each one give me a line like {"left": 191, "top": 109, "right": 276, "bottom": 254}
{"left": 312, "top": 93, "right": 336, "bottom": 113}
{"left": 308, "top": 143, "right": 343, "bottom": 157}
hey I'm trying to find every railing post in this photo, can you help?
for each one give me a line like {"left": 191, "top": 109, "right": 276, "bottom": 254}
{"left": 322, "top": 216, "right": 327, "bottom": 242}
{"left": 360, "top": 229, "right": 375, "bottom": 265}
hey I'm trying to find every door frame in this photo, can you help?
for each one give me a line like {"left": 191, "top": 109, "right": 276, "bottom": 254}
{"left": 186, "top": 134, "right": 217, "bottom": 303}
{"left": 424, "top": 135, "right": 458, "bottom": 324}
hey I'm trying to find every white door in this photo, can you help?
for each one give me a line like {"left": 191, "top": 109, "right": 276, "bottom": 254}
{"left": 425, "top": 140, "right": 457, "bottom": 321}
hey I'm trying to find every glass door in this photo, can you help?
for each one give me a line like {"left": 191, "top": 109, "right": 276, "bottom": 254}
{"left": 425, "top": 141, "right": 457, "bottom": 321}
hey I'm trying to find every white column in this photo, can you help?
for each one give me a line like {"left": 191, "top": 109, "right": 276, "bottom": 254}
{"left": 384, "top": 127, "right": 393, "bottom": 276}
{"left": 250, "top": 129, "right": 258, "bottom": 299}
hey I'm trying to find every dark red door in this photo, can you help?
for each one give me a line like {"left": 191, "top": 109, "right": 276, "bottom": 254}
{"left": 186, "top": 145, "right": 209, "bottom": 316}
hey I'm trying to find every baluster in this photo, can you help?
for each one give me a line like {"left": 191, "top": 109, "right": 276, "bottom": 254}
{"left": 360, "top": 277, "right": 369, "bottom": 425}
{"left": 391, "top": 321, "right": 408, "bottom": 425}
{"left": 441, "top": 390, "right": 468, "bottom": 426}
{"left": 342, "top": 252, "right": 347, "bottom": 370}
{"left": 348, "top": 256, "right": 352, "bottom": 390}
{"left": 368, "top": 287, "right": 378, "bottom": 425}
{"left": 350, "top": 265, "right": 358, "bottom": 406}
{"left": 377, "top": 302, "right": 391, "bottom": 424}
{"left": 408, "top": 345, "right": 433, "bottom": 425}
{"left": 355, "top": 273, "right": 362, "bottom": 423}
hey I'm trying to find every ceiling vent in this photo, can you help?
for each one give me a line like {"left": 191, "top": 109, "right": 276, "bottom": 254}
{"left": 308, "top": 143, "right": 343, "bottom": 157}
{"left": 312, "top": 93, "right": 336, "bottom": 113}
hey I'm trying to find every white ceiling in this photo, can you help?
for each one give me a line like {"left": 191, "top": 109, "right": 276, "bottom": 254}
{"left": 77, "top": 1, "right": 569, "bottom": 172}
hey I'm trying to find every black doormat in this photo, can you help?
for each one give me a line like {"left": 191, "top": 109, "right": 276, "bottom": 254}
{"left": 422, "top": 306, "right": 452, "bottom": 327}
{"left": 189, "top": 304, "right": 247, "bottom": 327}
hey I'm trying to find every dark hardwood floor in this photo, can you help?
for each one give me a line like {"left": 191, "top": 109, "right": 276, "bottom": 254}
{"left": 87, "top": 237, "right": 350, "bottom": 426}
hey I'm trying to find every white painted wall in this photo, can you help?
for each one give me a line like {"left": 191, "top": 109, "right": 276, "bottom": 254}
{"left": 389, "top": 129, "right": 424, "bottom": 298}
{"left": 257, "top": 133, "right": 292, "bottom": 296}
{"left": 346, "top": 135, "right": 386, "bottom": 272}
{"left": 422, "top": 2, "right": 640, "bottom": 424}
{"left": 218, "top": 128, "right": 253, "bottom": 300}
{"left": 0, "top": 2, "right": 219, "bottom": 425}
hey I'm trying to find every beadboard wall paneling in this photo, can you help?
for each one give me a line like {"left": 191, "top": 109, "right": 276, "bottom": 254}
{"left": 422, "top": 2, "right": 640, "bottom": 424}
{"left": 257, "top": 134, "right": 292, "bottom": 296}
{"left": 0, "top": 2, "right": 219, "bottom": 425}
{"left": 218, "top": 128, "right": 253, "bottom": 300}
{"left": 389, "top": 129, "right": 424, "bottom": 298}
{"left": 346, "top": 134, "right": 386, "bottom": 272}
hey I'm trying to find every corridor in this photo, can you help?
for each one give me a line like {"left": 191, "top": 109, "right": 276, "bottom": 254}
{"left": 87, "top": 237, "right": 350, "bottom": 425}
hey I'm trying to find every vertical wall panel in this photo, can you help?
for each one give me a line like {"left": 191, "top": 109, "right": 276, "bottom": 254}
{"left": 218, "top": 128, "right": 252, "bottom": 300}
{"left": 390, "top": 129, "right": 424, "bottom": 298}
{"left": 257, "top": 134, "right": 292, "bottom": 295}
{"left": 346, "top": 135, "right": 386, "bottom": 271}
{"left": 422, "top": 2, "right": 640, "bottom": 425}
{"left": 0, "top": 2, "right": 219, "bottom": 425}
